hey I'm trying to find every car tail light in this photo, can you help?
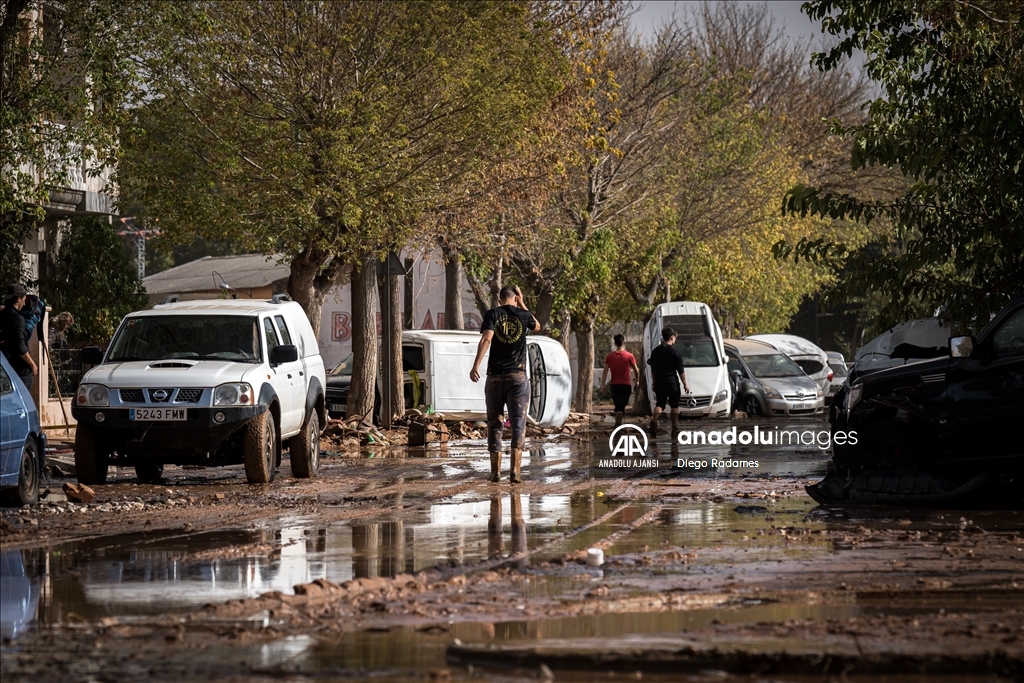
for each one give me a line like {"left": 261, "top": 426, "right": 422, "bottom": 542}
{"left": 827, "top": 371, "right": 834, "bottom": 382}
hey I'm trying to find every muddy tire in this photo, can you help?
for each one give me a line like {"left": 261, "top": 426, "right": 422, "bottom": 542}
{"left": 75, "top": 423, "right": 109, "bottom": 485}
{"left": 243, "top": 411, "right": 276, "bottom": 484}
{"left": 134, "top": 462, "right": 164, "bottom": 484}
{"left": 1, "top": 439, "right": 40, "bottom": 506}
{"left": 290, "top": 409, "right": 320, "bottom": 479}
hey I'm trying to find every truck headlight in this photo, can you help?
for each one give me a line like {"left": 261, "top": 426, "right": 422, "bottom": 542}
{"left": 713, "top": 390, "right": 728, "bottom": 404}
{"left": 763, "top": 385, "right": 782, "bottom": 399}
{"left": 214, "top": 383, "right": 253, "bottom": 406}
{"left": 76, "top": 384, "right": 109, "bottom": 407}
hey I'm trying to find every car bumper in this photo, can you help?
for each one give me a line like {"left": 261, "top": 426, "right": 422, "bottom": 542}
{"left": 71, "top": 404, "right": 267, "bottom": 454}
{"left": 765, "top": 397, "right": 824, "bottom": 416}
{"left": 326, "top": 391, "right": 348, "bottom": 417}
{"left": 677, "top": 398, "right": 731, "bottom": 418}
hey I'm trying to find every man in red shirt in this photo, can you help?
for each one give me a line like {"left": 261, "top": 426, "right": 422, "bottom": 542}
{"left": 600, "top": 334, "right": 640, "bottom": 428}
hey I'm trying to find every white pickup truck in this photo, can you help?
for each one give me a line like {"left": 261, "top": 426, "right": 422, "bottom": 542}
{"left": 71, "top": 298, "right": 326, "bottom": 485}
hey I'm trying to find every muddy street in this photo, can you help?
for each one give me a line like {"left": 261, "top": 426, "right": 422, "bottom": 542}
{"left": 2, "top": 416, "right": 1022, "bottom": 681}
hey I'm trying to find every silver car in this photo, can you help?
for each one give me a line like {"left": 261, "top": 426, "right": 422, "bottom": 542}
{"left": 725, "top": 339, "right": 824, "bottom": 417}
{"left": 824, "top": 351, "right": 848, "bottom": 405}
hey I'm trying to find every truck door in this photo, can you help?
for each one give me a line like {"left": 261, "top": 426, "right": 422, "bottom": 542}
{"left": 263, "top": 317, "right": 303, "bottom": 435}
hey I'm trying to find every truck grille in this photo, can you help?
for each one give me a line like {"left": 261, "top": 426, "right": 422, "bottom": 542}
{"left": 175, "top": 388, "right": 203, "bottom": 403}
{"left": 119, "top": 389, "right": 145, "bottom": 403}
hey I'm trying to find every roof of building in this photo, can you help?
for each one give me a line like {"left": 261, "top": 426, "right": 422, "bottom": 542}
{"left": 143, "top": 254, "right": 289, "bottom": 295}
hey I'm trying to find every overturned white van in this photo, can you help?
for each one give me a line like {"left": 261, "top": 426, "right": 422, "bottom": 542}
{"left": 642, "top": 301, "right": 731, "bottom": 418}
{"left": 399, "top": 330, "right": 572, "bottom": 428}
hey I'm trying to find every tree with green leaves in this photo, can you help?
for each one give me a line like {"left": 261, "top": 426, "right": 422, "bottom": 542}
{"left": 1, "top": 0, "right": 146, "bottom": 285}
{"left": 42, "top": 216, "right": 147, "bottom": 343}
{"left": 780, "top": 0, "right": 1024, "bottom": 328}
{"left": 122, "top": 1, "right": 568, "bottom": 420}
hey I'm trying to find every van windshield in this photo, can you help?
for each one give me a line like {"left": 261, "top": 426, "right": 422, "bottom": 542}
{"left": 744, "top": 353, "right": 805, "bottom": 378}
{"left": 662, "top": 314, "right": 720, "bottom": 367}
{"left": 107, "top": 316, "right": 261, "bottom": 363}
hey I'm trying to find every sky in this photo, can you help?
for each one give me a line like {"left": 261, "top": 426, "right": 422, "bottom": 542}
{"left": 630, "top": 1, "right": 823, "bottom": 48}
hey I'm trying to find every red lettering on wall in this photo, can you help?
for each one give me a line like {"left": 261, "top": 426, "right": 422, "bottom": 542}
{"left": 332, "top": 312, "right": 351, "bottom": 342}
{"left": 421, "top": 310, "right": 434, "bottom": 330}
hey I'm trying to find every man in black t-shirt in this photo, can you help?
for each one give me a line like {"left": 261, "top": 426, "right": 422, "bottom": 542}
{"left": 470, "top": 285, "right": 540, "bottom": 483}
{"left": 647, "top": 327, "right": 690, "bottom": 435}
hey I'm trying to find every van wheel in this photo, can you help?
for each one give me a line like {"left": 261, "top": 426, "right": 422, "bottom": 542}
{"left": 243, "top": 412, "right": 276, "bottom": 484}
{"left": 744, "top": 395, "right": 761, "bottom": 418}
{"left": 2, "top": 439, "right": 40, "bottom": 506}
{"left": 134, "top": 462, "right": 164, "bottom": 484}
{"left": 290, "top": 410, "right": 320, "bottom": 479}
{"left": 75, "top": 423, "right": 110, "bottom": 485}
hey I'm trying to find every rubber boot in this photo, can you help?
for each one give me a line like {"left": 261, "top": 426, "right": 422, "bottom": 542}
{"left": 649, "top": 413, "right": 659, "bottom": 436}
{"left": 671, "top": 411, "right": 679, "bottom": 433}
{"left": 614, "top": 412, "right": 623, "bottom": 428}
{"left": 510, "top": 449, "right": 523, "bottom": 484}
{"left": 489, "top": 451, "right": 501, "bottom": 483}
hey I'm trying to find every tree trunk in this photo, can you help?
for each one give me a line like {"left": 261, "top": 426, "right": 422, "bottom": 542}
{"left": 573, "top": 317, "right": 595, "bottom": 415}
{"left": 534, "top": 289, "right": 554, "bottom": 330}
{"left": 403, "top": 257, "right": 414, "bottom": 329}
{"left": 557, "top": 309, "right": 571, "bottom": 353}
{"left": 378, "top": 267, "right": 403, "bottom": 428}
{"left": 287, "top": 249, "right": 346, "bottom": 337}
{"left": 347, "top": 255, "right": 378, "bottom": 422}
{"left": 442, "top": 245, "right": 464, "bottom": 330}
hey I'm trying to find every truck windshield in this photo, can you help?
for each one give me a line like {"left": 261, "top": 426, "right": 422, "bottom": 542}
{"left": 107, "top": 316, "right": 261, "bottom": 363}
{"left": 744, "top": 353, "right": 806, "bottom": 378}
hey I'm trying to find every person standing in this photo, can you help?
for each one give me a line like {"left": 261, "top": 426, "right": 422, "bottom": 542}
{"left": 470, "top": 285, "right": 540, "bottom": 483}
{"left": 647, "top": 327, "right": 690, "bottom": 435}
{"left": 600, "top": 333, "right": 639, "bottom": 428}
{"left": 0, "top": 284, "right": 38, "bottom": 392}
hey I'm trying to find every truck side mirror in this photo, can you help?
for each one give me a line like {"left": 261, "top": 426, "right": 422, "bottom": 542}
{"left": 82, "top": 346, "right": 104, "bottom": 365}
{"left": 949, "top": 335, "right": 974, "bottom": 358}
{"left": 270, "top": 344, "right": 298, "bottom": 366}
{"left": 729, "top": 369, "right": 743, "bottom": 384}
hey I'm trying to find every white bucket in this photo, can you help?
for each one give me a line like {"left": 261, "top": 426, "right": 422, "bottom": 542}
{"left": 586, "top": 548, "right": 604, "bottom": 566}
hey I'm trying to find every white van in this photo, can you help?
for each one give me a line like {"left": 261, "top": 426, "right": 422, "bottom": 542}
{"left": 399, "top": 330, "right": 571, "bottom": 428}
{"left": 642, "top": 301, "right": 731, "bottom": 417}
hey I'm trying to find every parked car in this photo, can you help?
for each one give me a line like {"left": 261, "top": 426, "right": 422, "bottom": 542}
{"left": 71, "top": 297, "right": 326, "bottom": 485}
{"left": 0, "top": 355, "right": 45, "bottom": 505}
{"left": 642, "top": 301, "right": 731, "bottom": 417}
{"left": 725, "top": 339, "right": 824, "bottom": 417}
{"left": 831, "top": 292, "right": 1024, "bottom": 475}
{"left": 745, "top": 333, "right": 832, "bottom": 398}
{"left": 401, "top": 330, "right": 572, "bottom": 427}
{"left": 825, "top": 351, "right": 848, "bottom": 405}
{"left": 325, "top": 354, "right": 354, "bottom": 419}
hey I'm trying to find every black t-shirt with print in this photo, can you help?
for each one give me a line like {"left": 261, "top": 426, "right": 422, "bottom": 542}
{"left": 648, "top": 342, "right": 685, "bottom": 385}
{"left": 481, "top": 305, "right": 537, "bottom": 375}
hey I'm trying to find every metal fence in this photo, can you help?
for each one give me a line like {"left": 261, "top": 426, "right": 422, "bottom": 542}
{"left": 48, "top": 347, "right": 83, "bottom": 400}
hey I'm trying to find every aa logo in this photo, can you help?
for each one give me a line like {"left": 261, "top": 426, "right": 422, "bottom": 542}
{"left": 608, "top": 424, "right": 649, "bottom": 457}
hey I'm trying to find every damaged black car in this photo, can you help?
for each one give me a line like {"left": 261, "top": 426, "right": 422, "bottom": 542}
{"left": 829, "top": 292, "right": 1024, "bottom": 478}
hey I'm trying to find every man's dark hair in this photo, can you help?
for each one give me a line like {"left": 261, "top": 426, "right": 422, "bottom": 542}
{"left": 613, "top": 333, "right": 624, "bottom": 347}
{"left": 661, "top": 327, "right": 676, "bottom": 342}
{"left": 498, "top": 285, "right": 518, "bottom": 302}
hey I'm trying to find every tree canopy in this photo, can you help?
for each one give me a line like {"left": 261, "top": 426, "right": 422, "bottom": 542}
{"left": 780, "top": 0, "right": 1024, "bottom": 328}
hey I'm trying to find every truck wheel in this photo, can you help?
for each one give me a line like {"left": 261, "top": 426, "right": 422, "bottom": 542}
{"left": 2, "top": 439, "right": 40, "bottom": 506}
{"left": 290, "top": 409, "right": 320, "bottom": 479}
{"left": 75, "top": 423, "right": 109, "bottom": 485}
{"left": 134, "top": 462, "right": 164, "bottom": 484}
{"left": 243, "top": 412, "right": 276, "bottom": 484}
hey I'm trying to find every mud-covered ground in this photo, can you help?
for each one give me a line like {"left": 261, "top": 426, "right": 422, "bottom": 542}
{"left": 1, "top": 413, "right": 1022, "bottom": 681}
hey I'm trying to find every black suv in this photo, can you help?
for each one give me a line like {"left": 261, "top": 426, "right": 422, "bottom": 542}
{"left": 831, "top": 292, "right": 1024, "bottom": 476}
